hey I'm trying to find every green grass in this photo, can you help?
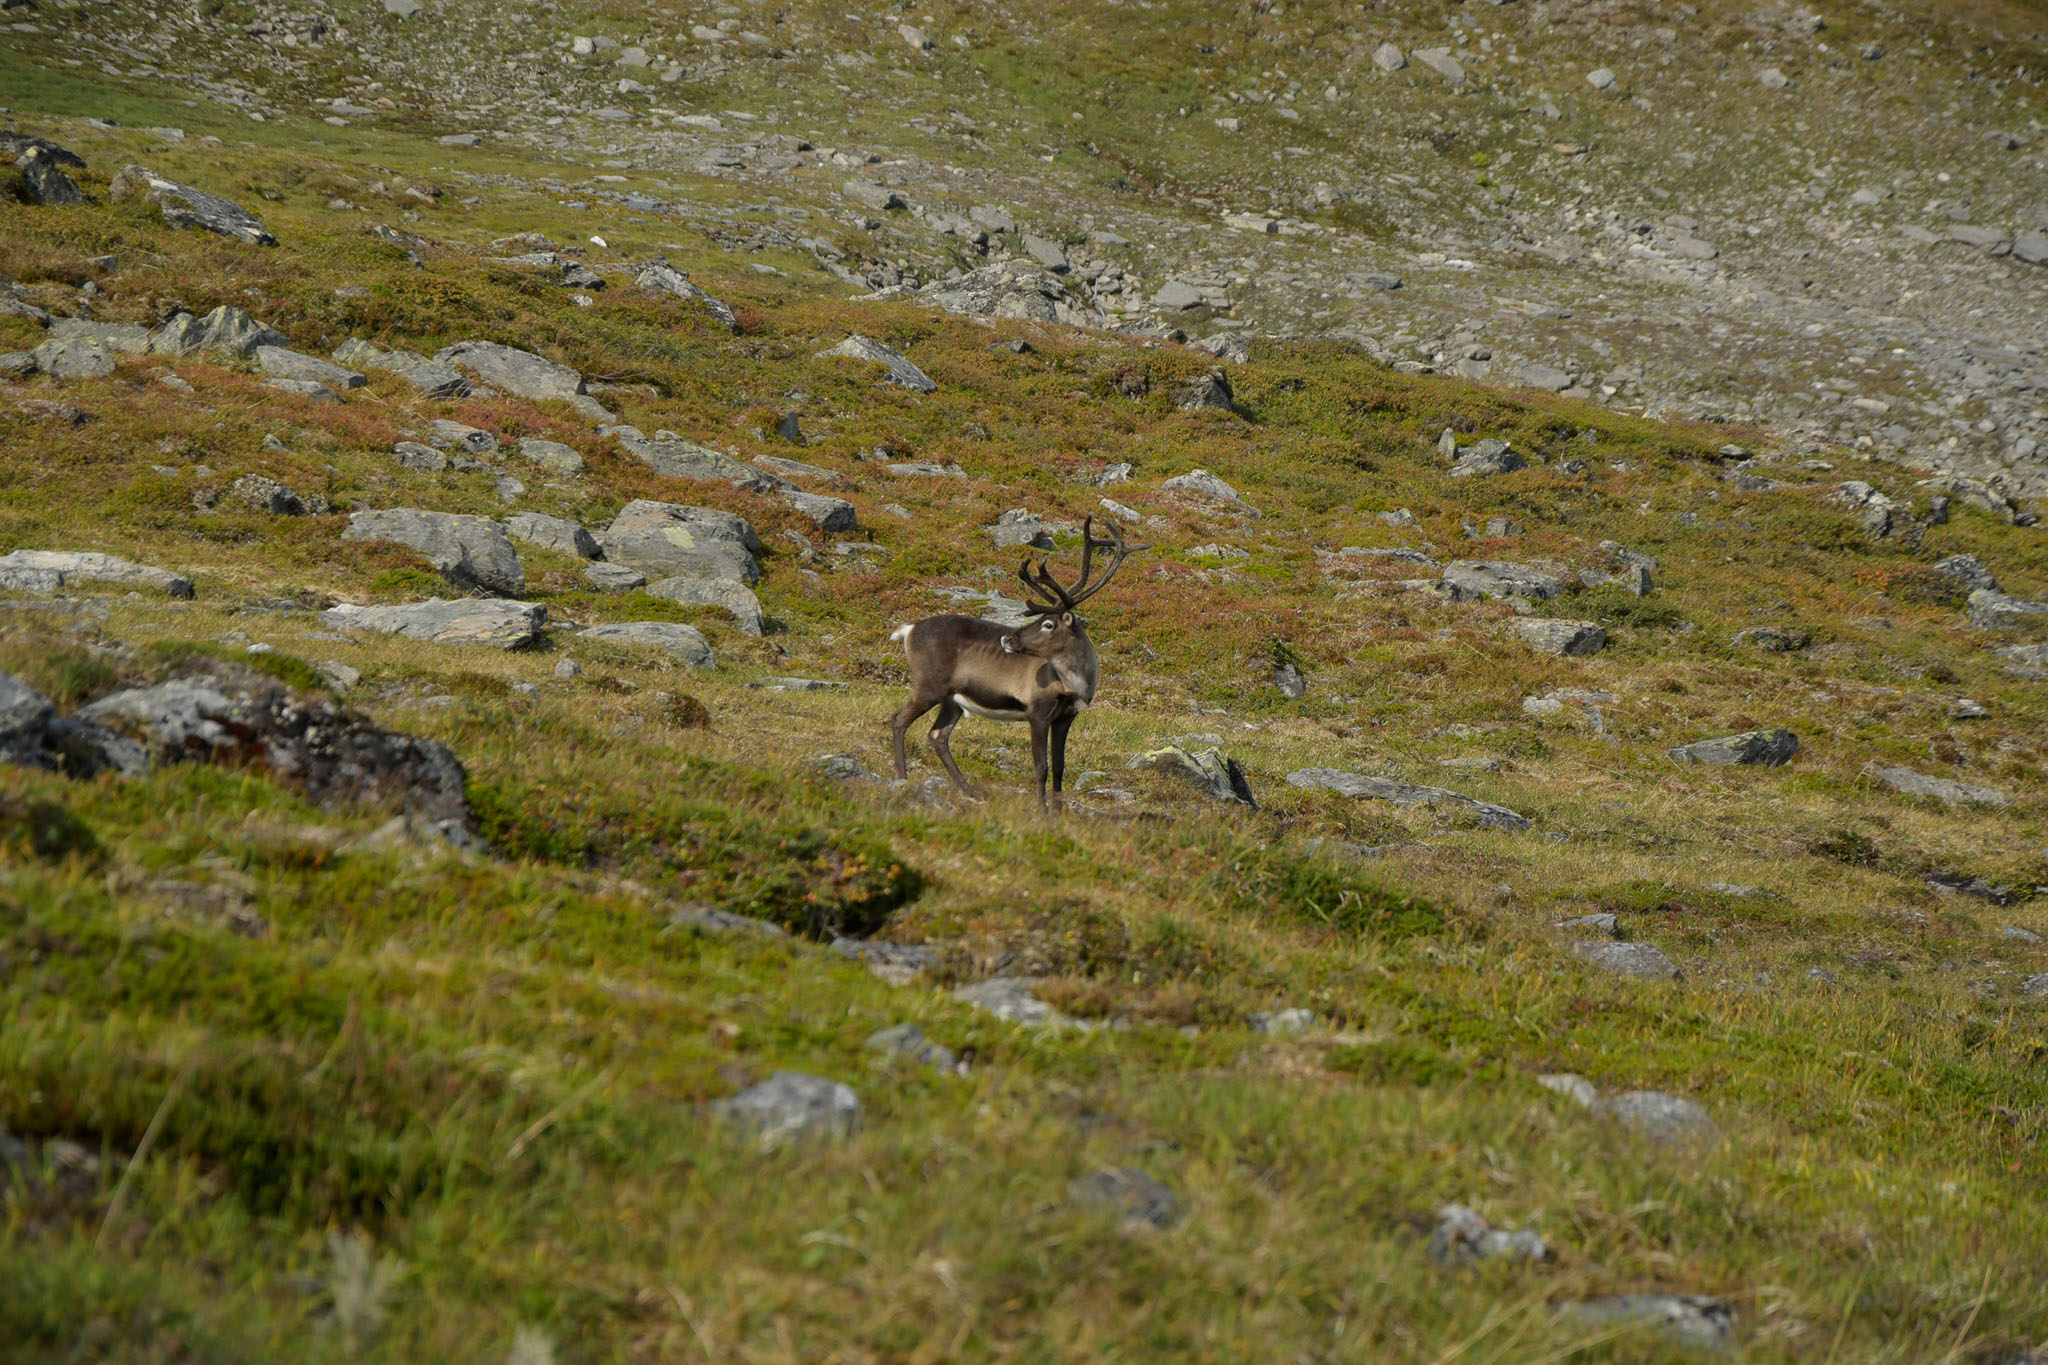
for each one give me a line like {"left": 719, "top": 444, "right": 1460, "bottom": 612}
{"left": 1, "top": 14, "right": 2047, "bottom": 1362}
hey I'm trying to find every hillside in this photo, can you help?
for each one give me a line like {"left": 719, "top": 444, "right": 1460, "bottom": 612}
{"left": 4, "top": 0, "right": 2048, "bottom": 1359}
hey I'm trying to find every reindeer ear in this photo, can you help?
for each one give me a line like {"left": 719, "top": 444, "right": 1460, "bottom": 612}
{"left": 1000, "top": 632, "right": 1022, "bottom": 653}
{"left": 1061, "top": 612, "right": 1074, "bottom": 627}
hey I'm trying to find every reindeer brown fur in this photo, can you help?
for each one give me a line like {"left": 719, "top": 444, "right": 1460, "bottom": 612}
{"left": 888, "top": 517, "right": 1147, "bottom": 809}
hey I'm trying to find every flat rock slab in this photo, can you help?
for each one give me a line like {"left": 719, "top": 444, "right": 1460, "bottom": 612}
{"left": 833, "top": 938, "right": 940, "bottom": 986}
{"left": 1968, "top": 588, "right": 2048, "bottom": 632}
{"left": 505, "top": 512, "right": 598, "bottom": 559}
{"left": 1865, "top": 763, "right": 2008, "bottom": 807}
{"left": 1597, "top": 1089, "right": 1717, "bottom": 1144}
{"left": 953, "top": 976, "right": 1074, "bottom": 1028}
{"left": 820, "top": 334, "right": 938, "bottom": 392}
{"left": 1668, "top": 729, "right": 1799, "bottom": 767}
{"left": 434, "top": 340, "right": 611, "bottom": 421}
{"left": 1572, "top": 940, "right": 1680, "bottom": 980}
{"left": 634, "top": 262, "right": 738, "bottom": 331}
{"left": 0, "top": 550, "right": 193, "bottom": 598}
{"left": 30, "top": 336, "right": 116, "bottom": 379}
{"left": 711, "top": 1072, "right": 859, "bottom": 1149}
{"left": 1285, "top": 767, "right": 1531, "bottom": 831}
{"left": 669, "top": 905, "right": 785, "bottom": 937}
{"left": 333, "top": 339, "right": 473, "bottom": 398}
{"left": 579, "top": 621, "right": 714, "bottom": 667}
{"left": 255, "top": 346, "right": 364, "bottom": 390}
{"left": 1515, "top": 618, "right": 1606, "bottom": 656}
{"left": 320, "top": 598, "right": 545, "bottom": 649}
{"left": 1443, "top": 560, "right": 1563, "bottom": 601}
{"left": 342, "top": 509, "right": 525, "bottom": 597}
{"left": 1563, "top": 1295, "right": 1734, "bottom": 1349}
{"left": 110, "top": 165, "right": 276, "bottom": 246}
{"left": 615, "top": 429, "right": 776, "bottom": 491}
{"left": 50, "top": 319, "right": 153, "bottom": 354}
{"left": 517, "top": 437, "right": 585, "bottom": 473}
{"left": 1068, "top": 1167, "right": 1182, "bottom": 1232}
{"left": 1129, "top": 745, "right": 1255, "bottom": 806}
{"left": 646, "top": 576, "right": 766, "bottom": 636}
{"left": 601, "top": 500, "right": 760, "bottom": 584}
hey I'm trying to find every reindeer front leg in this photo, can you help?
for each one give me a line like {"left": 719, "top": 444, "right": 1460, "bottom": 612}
{"left": 1049, "top": 712, "right": 1075, "bottom": 809}
{"left": 1028, "top": 705, "right": 1053, "bottom": 811}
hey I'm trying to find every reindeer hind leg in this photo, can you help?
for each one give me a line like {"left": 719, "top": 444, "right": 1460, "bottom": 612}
{"left": 927, "top": 699, "right": 982, "bottom": 797}
{"left": 889, "top": 690, "right": 943, "bottom": 779}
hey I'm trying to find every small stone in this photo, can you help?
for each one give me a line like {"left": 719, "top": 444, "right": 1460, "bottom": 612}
{"left": 554, "top": 658, "right": 581, "bottom": 679}
{"left": 505, "top": 512, "right": 598, "bottom": 559}
{"left": 1514, "top": 619, "right": 1606, "bottom": 656}
{"left": 866, "top": 1022, "right": 958, "bottom": 1070}
{"left": 1174, "top": 367, "right": 1234, "bottom": 413}
{"left": 1572, "top": 940, "right": 1680, "bottom": 981}
{"left": 1430, "top": 1204, "right": 1549, "bottom": 1265}
{"left": 842, "top": 180, "right": 904, "bottom": 212}
{"left": 584, "top": 560, "right": 647, "bottom": 592}
{"left": 1248, "top": 1008, "right": 1315, "bottom": 1034}
{"left": 1537, "top": 1073, "right": 1598, "bottom": 1107}
{"left": 1371, "top": 42, "right": 1406, "bottom": 71}
{"left": 1967, "top": 589, "right": 2048, "bottom": 632}
{"left": 229, "top": 474, "right": 326, "bottom": 516}
{"left": 580, "top": 621, "right": 714, "bottom": 666}
{"left": 320, "top": 598, "right": 544, "bottom": 649}
{"left": 819, "top": 334, "right": 937, "bottom": 392}
{"left": 953, "top": 977, "right": 1072, "bottom": 1028}
{"left": 518, "top": 437, "right": 585, "bottom": 474}
{"left": 1597, "top": 1090, "right": 1716, "bottom": 1143}
{"left": 1565, "top": 1295, "right": 1734, "bottom": 1348}
{"left": 1586, "top": 67, "right": 1617, "bottom": 90}
{"left": 1668, "top": 730, "right": 1799, "bottom": 767}
{"left": 712, "top": 1072, "right": 859, "bottom": 1148}
{"left": 1128, "top": 746, "right": 1255, "bottom": 806}
{"left": 1555, "top": 913, "right": 1619, "bottom": 937}
{"left": 1162, "top": 468, "right": 1259, "bottom": 517}
{"left": 1865, "top": 763, "right": 2008, "bottom": 807}
{"left": 1285, "top": 767, "right": 1531, "bottom": 832}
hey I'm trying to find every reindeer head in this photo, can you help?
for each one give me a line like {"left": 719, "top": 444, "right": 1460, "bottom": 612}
{"left": 1001, "top": 516, "right": 1149, "bottom": 657}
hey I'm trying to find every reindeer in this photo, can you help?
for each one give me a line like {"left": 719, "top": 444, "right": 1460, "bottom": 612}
{"left": 888, "top": 517, "right": 1147, "bottom": 809}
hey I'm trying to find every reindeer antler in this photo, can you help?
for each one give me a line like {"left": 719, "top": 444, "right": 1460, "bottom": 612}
{"left": 1021, "top": 517, "right": 1150, "bottom": 614}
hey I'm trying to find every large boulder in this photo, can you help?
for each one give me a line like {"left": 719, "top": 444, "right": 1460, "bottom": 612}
{"left": 67, "top": 662, "right": 475, "bottom": 839}
{"left": 49, "top": 319, "right": 152, "bottom": 354}
{"left": 1934, "top": 553, "right": 1999, "bottom": 595}
{"left": 1128, "top": 746, "right": 1255, "bottom": 806}
{"left": 504, "top": 512, "right": 598, "bottom": 559}
{"left": 342, "top": 509, "right": 525, "bottom": 596}
{"left": 1967, "top": 588, "right": 2048, "bottom": 632}
{"left": 1162, "top": 468, "right": 1260, "bottom": 517}
{"left": 109, "top": 165, "right": 276, "bottom": 246}
{"left": 331, "top": 338, "right": 472, "bottom": 398}
{"left": 819, "top": 334, "right": 938, "bottom": 392}
{"left": 1443, "top": 560, "right": 1563, "bottom": 601}
{"left": 433, "top": 340, "right": 611, "bottom": 421}
{"left": 634, "top": 262, "right": 739, "bottom": 332}
{"left": 579, "top": 621, "right": 715, "bottom": 667}
{"left": 600, "top": 500, "right": 760, "bottom": 584}
{"left": 1285, "top": 767, "right": 1531, "bottom": 831}
{"left": 1514, "top": 618, "right": 1606, "bottom": 656}
{"left": 1668, "top": 730, "right": 1799, "bottom": 767}
{"left": 1572, "top": 940, "right": 1681, "bottom": 980}
{"left": 0, "top": 550, "right": 193, "bottom": 598}
{"left": 150, "top": 305, "right": 287, "bottom": 358}
{"left": 16, "top": 146, "right": 85, "bottom": 206}
{"left": 320, "top": 598, "right": 545, "bottom": 649}
{"left": 779, "top": 489, "right": 858, "bottom": 533}
{"left": 29, "top": 336, "right": 115, "bottom": 379}
{"left": 255, "top": 346, "right": 365, "bottom": 390}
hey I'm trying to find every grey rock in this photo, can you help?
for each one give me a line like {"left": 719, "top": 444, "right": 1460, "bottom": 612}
{"left": 987, "top": 508, "right": 1053, "bottom": 549}
{"left": 1273, "top": 661, "right": 1308, "bottom": 699}
{"left": 969, "top": 204, "right": 1016, "bottom": 235}
{"left": 953, "top": 976, "right": 1073, "bottom": 1028}
{"left": 754, "top": 454, "right": 840, "bottom": 483}
{"left": 1518, "top": 364, "right": 1571, "bottom": 392}
{"left": 1192, "top": 333, "right": 1251, "bottom": 365}
{"left": 1450, "top": 440, "right": 1527, "bottom": 477}
{"left": 1865, "top": 763, "right": 2007, "bottom": 807}
{"left": 1998, "top": 644, "right": 2048, "bottom": 677}
{"left": 616, "top": 430, "right": 776, "bottom": 490}
{"left": 646, "top": 576, "right": 766, "bottom": 636}
{"left": 579, "top": 621, "right": 715, "bottom": 667}
{"left": 229, "top": 474, "right": 326, "bottom": 516}
{"left": 842, "top": 180, "right": 903, "bottom": 212}
{"left": 254, "top": 346, "right": 365, "bottom": 390}
{"left": 342, "top": 509, "right": 524, "bottom": 596}
{"left": 505, "top": 512, "right": 598, "bottom": 558}
{"left": 332, "top": 340, "right": 473, "bottom": 398}
{"left": 1129, "top": 746, "right": 1255, "bottom": 806}
{"left": 320, "top": 598, "right": 545, "bottom": 649}
{"left": 666, "top": 904, "right": 781, "bottom": 937}
{"left": 518, "top": 437, "right": 585, "bottom": 474}
{"left": 1162, "top": 468, "right": 1259, "bottom": 517}
{"left": 0, "top": 671, "right": 58, "bottom": 769}
{"left": 1174, "top": 367, "right": 1234, "bottom": 413}
{"left": 553, "top": 658, "right": 582, "bottom": 680}
{"left": 1152, "top": 280, "right": 1208, "bottom": 311}
{"left": 1442, "top": 560, "right": 1562, "bottom": 601}
{"left": 316, "top": 660, "right": 360, "bottom": 690}
{"left": 0, "top": 549, "right": 192, "bottom": 598}
{"left": 634, "top": 262, "right": 739, "bottom": 331}
{"left": 151, "top": 305, "right": 286, "bottom": 357}
{"left": 583, "top": 562, "right": 646, "bottom": 592}
{"left": 2002, "top": 925, "right": 2040, "bottom": 943}
{"left": 1564, "top": 1295, "right": 1734, "bottom": 1349}
{"left": 1284, "top": 768, "right": 1531, "bottom": 831}
{"left": 2022, "top": 974, "right": 2048, "bottom": 997}
{"left": 1020, "top": 233, "right": 1068, "bottom": 271}
{"left": 1598, "top": 1090, "right": 1716, "bottom": 1143}
{"left": 1733, "top": 626, "right": 1811, "bottom": 652}
{"left": 887, "top": 461, "right": 966, "bottom": 479}
{"left": 1585, "top": 67, "right": 1617, "bottom": 91}
{"left": 1430, "top": 1204, "right": 1548, "bottom": 1265}
{"left": 1069, "top": 1168, "right": 1181, "bottom": 1231}
{"left": 712, "top": 1072, "right": 859, "bottom": 1149}
{"left": 434, "top": 340, "right": 607, "bottom": 419}
{"left": 109, "top": 165, "right": 276, "bottom": 245}
{"left": 1556, "top": 913, "right": 1620, "bottom": 937}
{"left": 780, "top": 489, "right": 858, "bottom": 533}
{"left": 600, "top": 500, "right": 760, "bottom": 584}
{"left": 2014, "top": 230, "right": 2048, "bottom": 266}
{"left": 1935, "top": 554, "right": 1999, "bottom": 595}
{"left": 1968, "top": 589, "right": 2048, "bottom": 632}
{"left": 866, "top": 1022, "right": 957, "bottom": 1069}
{"left": 1371, "top": 42, "right": 1406, "bottom": 71}
{"left": 773, "top": 412, "right": 804, "bottom": 444}
{"left": 1668, "top": 729, "right": 1800, "bottom": 767}
{"left": 1348, "top": 272, "right": 1404, "bottom": 292}
{"left": 16, "top": 147, "right": 84, "bottom": 206}
{"left": 393, "top": 441, "right": 446, "bottom": 473}
{"left": 1572, "top": 940, "right": 1681, "bottom": 981}
{"left": 265, "top": 378, "right": 341, "bottom": 403}
{"left": 820, "top": 334, "right": 938, "bottom": 392}
{"left": 49, "top": 319, "right": 151, "bottom": 354}
{"left": 30, "top": 336, "right": 114, "bottom": 379}
{"left": 1248, "top": 1008, "right": 1315, "bottom": 1035}
{"left": 1537, "top": 1073, "right": 1599, "bottom": 1107}
{"left": 427, "top": 420, "right": 499, "bottom": 458}
{"left": 1515, "top": 619, "right": 1606, "bottom": 656}
{"left": 1412, "top": 47, "right": 1466, "bottom": 85}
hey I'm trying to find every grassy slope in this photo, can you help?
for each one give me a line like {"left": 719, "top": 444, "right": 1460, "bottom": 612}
{"left": 3, "top": 49, "right": 2048, "bottom": 1365}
